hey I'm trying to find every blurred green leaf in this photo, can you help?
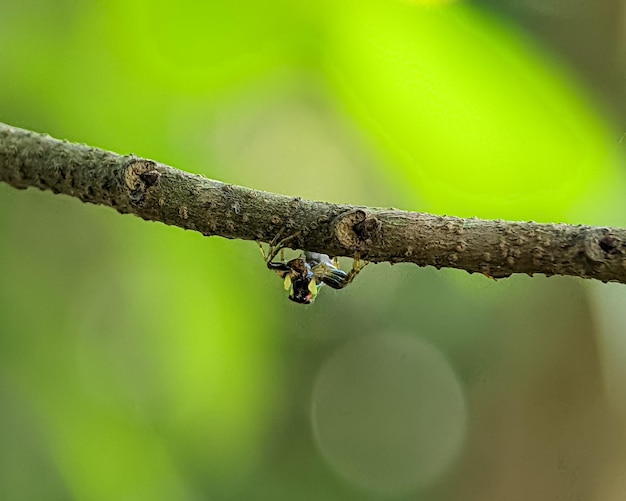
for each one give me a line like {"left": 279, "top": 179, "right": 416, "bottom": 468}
{"left": 326, "top": 0, "right": 618, "bottom": 221}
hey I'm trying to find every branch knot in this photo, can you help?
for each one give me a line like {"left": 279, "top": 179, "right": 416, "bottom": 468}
{"left": 335, "top": 209, "right": 381, "bottom": 254}
{"left": 124, "top": 159, "right": 160, "bottom": 206}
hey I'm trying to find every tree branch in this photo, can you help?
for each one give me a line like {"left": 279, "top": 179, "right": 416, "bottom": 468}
{"left": 1, "top": 122, "right": 625, "bottom": 283}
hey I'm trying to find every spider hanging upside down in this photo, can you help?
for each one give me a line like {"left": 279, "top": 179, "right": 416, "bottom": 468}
{"left": 258, "top": 234, "right": 367, "bottom": 304}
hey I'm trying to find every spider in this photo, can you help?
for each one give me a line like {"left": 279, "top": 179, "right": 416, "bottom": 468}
{"left": 258, "top": 234, "right": 367, "bottom": 304}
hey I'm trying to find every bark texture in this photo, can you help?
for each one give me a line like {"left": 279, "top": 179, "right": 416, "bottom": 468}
{"left": 1, "top": 122, "right": 626, "bottom": 283}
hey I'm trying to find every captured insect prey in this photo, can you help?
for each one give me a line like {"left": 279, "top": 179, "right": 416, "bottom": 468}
{"left": 258, "top": 238, "right": 367, "bottom": 304}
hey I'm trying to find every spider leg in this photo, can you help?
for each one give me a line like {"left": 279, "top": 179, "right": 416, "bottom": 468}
{"left": 268, "top": 233, "right": 299, "bottom": 262}
{"left": 258, "top": 231, "right": 301, "bottom": 264}
{"left": 343, "top": 252, "right": 368, "bottom": 286}
{"left": 268, "top": 226, "right": 286, "bottom": 247}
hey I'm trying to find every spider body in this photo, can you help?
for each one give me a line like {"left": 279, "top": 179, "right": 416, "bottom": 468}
{"left": 259, "top": 237, "right": 366, "bottom": 304}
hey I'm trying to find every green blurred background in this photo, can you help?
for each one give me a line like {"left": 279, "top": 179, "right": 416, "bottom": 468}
{"left": 2, "top": 0, "right": 626, "bottom": 499}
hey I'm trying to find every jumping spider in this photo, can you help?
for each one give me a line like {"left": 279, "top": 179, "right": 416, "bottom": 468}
{"left": 258, "top": 234, "right": 367, "bottom": 304}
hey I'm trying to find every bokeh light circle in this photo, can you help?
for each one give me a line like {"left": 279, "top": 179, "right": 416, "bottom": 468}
{"left": 311, "top": 333, "right": 467, "bottom": 496}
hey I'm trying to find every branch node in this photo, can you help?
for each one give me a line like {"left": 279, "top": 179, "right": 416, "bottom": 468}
{"left": 335, "top": 209, "right": 381, "bottom": 253}
{"left": 584, "top": 228, "right": 624, "bottom": 263}
{"left": 139, "top": 169, "right": 161, "bottom": 188}
{"left": 124, "top": 160, "right": 159, "bottom": 206}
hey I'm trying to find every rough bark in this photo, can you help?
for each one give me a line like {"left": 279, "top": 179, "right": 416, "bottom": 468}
{"left": 1, "top": 122, "right": 625, "bottom": 283}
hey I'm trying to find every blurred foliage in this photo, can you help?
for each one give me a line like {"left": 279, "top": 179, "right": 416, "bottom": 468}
{"left": 327, "top": 0, "right": 619, "bottom": 221}
{"left": 2, "top": 0, "right": 626, "bottom": 500}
